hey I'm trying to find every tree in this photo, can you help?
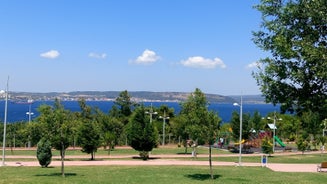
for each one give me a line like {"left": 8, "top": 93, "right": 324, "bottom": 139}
{"left": 78, "top": 119, "right": 101, "bottom": 160}
{"left": 95, "top": 108, "right": 123, "bottom": 154}
{"left": 278, "top": 115, "right": 301, "bottom": 141}
{"left": 252, "top": 0, "right": 327, "bottom": 121}
{"left": 178, "top": 88, "right": 210, "bottom": 146}
{"left": 127, "top": 105, "right": 158, "bottom": 160}
{"left": 230, "top": 112, "right": 252, "bottom": 142}
{"left": 175, "top": 88, "right": 221, "bottom": 179}
{"left": 296, "top": 136, "right": 309, "bottom": 155}
{"left": 37, "top": 99, "right": 73, "bottom": 177}
{"left": 114, "top": 90, "right": 138, "bottom": 143}
{"left": 36, "top": 138, "right": 52, "bottom": 168}
{"left": 205, "top": 111, "right": 221, "bottom": 179}
{"left": 301, "top": 110, "right": 321, "bottom": 137}
{"left": 252, "top": 111, "right": 264, "bottom": 132}
{"left": 77, "top": 99, "right": 101, "bottom": 160}
{"left": 114, "top": 90, "right": 136, "bottom": 118}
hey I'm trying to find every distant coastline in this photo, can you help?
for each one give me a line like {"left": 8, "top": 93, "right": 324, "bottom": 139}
{"left": 1, "top": 91, "right": 266, "bottom": 104}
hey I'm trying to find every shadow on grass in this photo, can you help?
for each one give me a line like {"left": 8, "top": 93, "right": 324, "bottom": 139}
{"left": 35, "top": 173, "right": 78, "bottom": 177}
{"left": 177, "top": 152, "right": 192, "bottom": 155}
{"left": 80, "top": 158, "right": 105, "bottom": 161}
{"left": 132, "top": 156, "right": 160, "bottom": 160}
{"left": 186, "top": 174, "right": 221, "bottom": 180}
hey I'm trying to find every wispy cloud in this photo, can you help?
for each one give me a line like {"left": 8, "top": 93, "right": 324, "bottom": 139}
{"left": 88, "top": 52, "right": 107, "bottom": 59}
{"left": 40, "top": 50, "right": 60, "bottom": 59}
{"left": 246, "top": 61, "right": 262, "bottom": 69}
{"left": 132, "top": 49, "right": 160, "bottom": 64}
{"left": 180, "top": 56, "right": 226, "bottom": 69}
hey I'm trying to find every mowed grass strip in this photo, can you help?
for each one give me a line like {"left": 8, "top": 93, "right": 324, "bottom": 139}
{"left": 1, "top": 165, "right": 327, "bottom": 184}
{"left": 5, "top": 146, "right": 228, "bottom": 157}
{"left": 5, "top": 146, "right": 327, "bottom": 164}
{"left": 187, "top": 153, "right": 327, "bottom": 164}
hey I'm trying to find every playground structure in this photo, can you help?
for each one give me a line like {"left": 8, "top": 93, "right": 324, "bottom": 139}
{"left": 230, "top": 124, "right": 286, "bottom": 152}
{"left": 274, "top": 135, "right": 286, "bottom": 147}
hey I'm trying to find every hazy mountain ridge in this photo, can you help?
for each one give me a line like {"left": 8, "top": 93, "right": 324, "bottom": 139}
{"left": 5, "top": 91, "right": 265, "bottom": 104}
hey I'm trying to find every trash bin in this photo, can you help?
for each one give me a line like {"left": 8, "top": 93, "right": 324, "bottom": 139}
{"left": 261, "top": 155, "right": 268, "bottom": 167}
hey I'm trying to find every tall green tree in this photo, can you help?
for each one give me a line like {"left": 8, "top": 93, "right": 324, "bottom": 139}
{"left": 114, "top": 90, "right": 136, "bottom": 118}
{"left": 95, "top": 108, "right": 124, "bottom": 153}
{"left": 127, "top": 105, "right": 158, "bottom": 160}
{"left": 178, "top": 88, "right": 210, "bottom": 145}
{"left": 175, "top": 88, "right": 221, "bottom": 179}
{"left": 37, "top": 99, "right": 73, "bottom": 177}
{"left": 230, "top": 112, "right": 252, "bottom": 142}
{"left": 278, "top": 114, "right": 301, "bottom": 141}
{"left": 301, "top": 110, "right": 321, "bottom": 137}
{"left": 252, "top": 0, "right": 327, "bottom": 120}
{"left": 251, "top": 111, "right": 264, "bottom": 132}
{"left": 77, "top": 99, "right": 101, "bottom": 160}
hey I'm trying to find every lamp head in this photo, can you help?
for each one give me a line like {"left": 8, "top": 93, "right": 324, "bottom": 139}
{"left": 233, "top": 103, "right": 239, "bottom": 106}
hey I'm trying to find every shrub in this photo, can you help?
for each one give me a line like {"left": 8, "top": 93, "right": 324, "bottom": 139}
{"left": 296, "top": 137, "right": 309, "bottom": 155}
{"left": 36, "top": 139, "right": 52, "bottom": 167}
{"left": 261, "top": 136, "right": 273, "bottom": 155}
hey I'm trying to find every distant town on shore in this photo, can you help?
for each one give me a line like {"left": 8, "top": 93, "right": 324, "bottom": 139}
{"left": 1, "top": 91, "right": 266, "bottom": 104}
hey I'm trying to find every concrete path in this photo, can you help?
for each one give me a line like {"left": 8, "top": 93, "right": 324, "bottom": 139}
{"left": 3, "top": 159, "right": 320, "bottom": 173}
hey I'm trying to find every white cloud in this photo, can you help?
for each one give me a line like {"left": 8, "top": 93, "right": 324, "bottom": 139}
{"left": 40, "top": 50, "right": 60, "bottom": 59}
{"left": 180, "top": 56, "right": 226, "bottom": 69}
{"left": 246, "top": 61, "right": 262, "bottom": 69}
{"left": 134, "top": 49, "right": 160, "bottom": 64}
{"left": 88, "top": 52, "right": 107, "bottom": 59}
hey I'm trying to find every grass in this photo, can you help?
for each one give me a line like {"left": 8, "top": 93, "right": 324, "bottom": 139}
{"left": 2, "top": 145, "right": 327, "bottom": 183}
{"left": 1, "top": 165, "right": 327, "bottom": 184}
{"left": 5, "top": 146, "right": 327, "bottom": 164}
{"left": 5, "top": 146, "right": 228, "bottom": 156}
{"left": 188, "top": 153, "right": 327, "bottom": 164}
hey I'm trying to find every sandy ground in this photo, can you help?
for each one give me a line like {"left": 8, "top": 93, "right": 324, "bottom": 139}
{"left": 2, "top": 151, "right": 324, "bottom": 173}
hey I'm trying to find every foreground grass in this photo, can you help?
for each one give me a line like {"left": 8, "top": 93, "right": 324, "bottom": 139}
{"left": 1, "top": 165, "right": 327, "bottom": 184}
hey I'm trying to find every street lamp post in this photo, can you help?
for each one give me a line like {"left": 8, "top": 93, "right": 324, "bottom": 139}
{"left": 26, "top": 98, "right": 34, "bottom": 123}
{"left": 1, "top": 77, "right": 9, "bottom": 166}
{"left": 26, "top": 98, "right": 34, "bottom": 148}
{"left": 233, "top": 95, "right": 243, "bottom": 166}
{"left": 267, "top": 111, "right": 282, "bottom": 153}
{"left": 145, "top": 103, "right": 157, "bottom": 123}
{"left": 159, "top": 111, "right": 169, "bottom": 146}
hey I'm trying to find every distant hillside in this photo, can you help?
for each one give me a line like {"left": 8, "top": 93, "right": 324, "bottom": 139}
{"left": 7, "top": 91, "right": 247, "bottom": 103}
{"left": 229, "top": 95, "right": 266, "bottom": 104}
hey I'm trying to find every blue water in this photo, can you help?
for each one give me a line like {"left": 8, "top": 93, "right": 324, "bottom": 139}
{"left": 0, "top": 101, "right": 280, "bottom": 123}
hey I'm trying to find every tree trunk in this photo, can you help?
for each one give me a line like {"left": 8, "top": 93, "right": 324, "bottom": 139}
{"left": 91, "top": 151, "right": 95, "bottom": 160}
{"left": 61, "top": 144, "right": 65, "bottom": 177}
{"left": 209, "top": 145, "right": 213, "bottom": 179}
{"left": 108, "top": 145, "right": 111, "bottom": 155}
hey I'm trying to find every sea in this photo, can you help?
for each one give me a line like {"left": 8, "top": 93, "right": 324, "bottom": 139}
{"left": 0, "top": 100, "right": 281, "bottom": 123}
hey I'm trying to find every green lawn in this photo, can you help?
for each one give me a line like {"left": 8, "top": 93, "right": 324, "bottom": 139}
{"left": 1, "top": 165, "right": 327, "bottom": 184}
{"left": 5, "top": 146, "right": 327, "bottom": 164}
{"left": 2, "top": 146, "right": 327, "bottom": 183}
{"left": 189, "top": 153, "right": 327, "bottom": 164}
{"left": 5, "top": 146, "right": 228, "bottom": 157}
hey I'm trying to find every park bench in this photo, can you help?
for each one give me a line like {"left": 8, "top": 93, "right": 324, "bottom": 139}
{"left": 317, "top": 162, "right": 327, "bottom": 172}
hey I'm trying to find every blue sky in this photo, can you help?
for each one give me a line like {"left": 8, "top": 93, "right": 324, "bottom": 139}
{"left": 0, "top": 0, "right": 266, "bottom": 95}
